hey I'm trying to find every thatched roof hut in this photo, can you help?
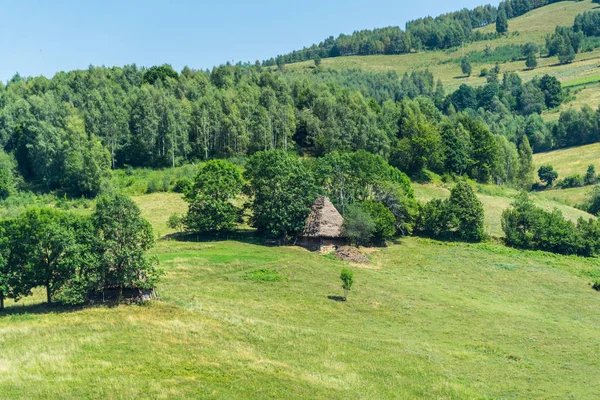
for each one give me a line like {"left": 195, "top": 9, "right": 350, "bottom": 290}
{"left": 300, "top": 196, "right": 344, "bottom": 240}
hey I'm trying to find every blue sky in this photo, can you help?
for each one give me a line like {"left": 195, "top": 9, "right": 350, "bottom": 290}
{"left": 0, "top": 0, "right": 499, "bottom": 80}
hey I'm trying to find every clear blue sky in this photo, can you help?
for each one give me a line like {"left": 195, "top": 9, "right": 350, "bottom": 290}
{"left": 0, "top": 0, "right": 500, "bottom": 80}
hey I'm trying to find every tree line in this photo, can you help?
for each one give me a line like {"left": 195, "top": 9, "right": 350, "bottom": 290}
{"left": 178, "top": 149, "right": 486, "bottom": 245}
{"left": 0, "top": 58, "right": 598, "bottom": 198}
{"left": 263, "top": 0, "right": 566, "bottom": 66}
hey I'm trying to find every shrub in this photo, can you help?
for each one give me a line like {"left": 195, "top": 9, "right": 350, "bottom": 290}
{"left": 558, "top": 174, "right": 584, "bottom": 189}
{"left": 342, "top": 203, "right": 376, "bottom": 247}
{"left": 586, "top": 185, "right": 600, "bottom": 215}
{"left": 146, "top": 178, "right": 161, "bottom": 194}
{"left": 585, "top": 165, "right": 597, "bottom": 186}
{"left": 362, "top": 201, "right": 396, "bottom": 245}
{"left": 415, "top": 181, "right": 485, "bottom": 242}
{"left": 502, "top": 192, "right": 600, "bottom": 256}
{"left": 167, "top": 213, "right": 185, "bottom": 232}
{"left": 172, "top": 177, "right": 192, "bottom": 194}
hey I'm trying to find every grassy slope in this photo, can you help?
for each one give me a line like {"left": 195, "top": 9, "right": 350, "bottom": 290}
{"left": 2, "top": 192, "right": 600, "bottom": 398}
{"left": 286, "top": 0, "right": 600, "bottom": 114}
{"left": 534, "top": 141, "right": 600, "bottom": 178}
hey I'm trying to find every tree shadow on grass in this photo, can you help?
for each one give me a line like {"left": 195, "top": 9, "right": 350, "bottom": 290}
{"left": 327, "top": 296, "right": 346, "bottom": 302}
{"left": 162, "top": 230, "right": 281, "bottom": 247}
{"left": 0, "top": 302, "right": 83, "bottom": 317}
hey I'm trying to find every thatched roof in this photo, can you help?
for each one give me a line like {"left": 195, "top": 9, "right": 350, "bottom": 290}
{"left": 301, "top": 196, "right": 344, "bottom": 238}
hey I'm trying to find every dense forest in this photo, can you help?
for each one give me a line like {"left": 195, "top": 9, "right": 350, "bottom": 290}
{"left": 263, "top": 0, "right": 567, "bottom": 66}
{"left": 2, "top": 49, "right": 600, "bottom": 198}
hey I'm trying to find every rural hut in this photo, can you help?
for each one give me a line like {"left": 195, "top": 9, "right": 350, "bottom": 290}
{"left": 298, "top": 196, "right": 345, "bottom": 252}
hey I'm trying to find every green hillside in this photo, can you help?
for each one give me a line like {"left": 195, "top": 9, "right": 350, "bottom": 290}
{"left": 1, "top": 192, "right": 600, "bottom": 399}
{"left": 286, "top": 0, "right": 600, "bottom": 112}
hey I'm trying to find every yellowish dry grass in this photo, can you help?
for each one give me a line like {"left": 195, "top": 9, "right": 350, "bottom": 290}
{"left": 533, "top": 142, "right": 600, "bottom": 178}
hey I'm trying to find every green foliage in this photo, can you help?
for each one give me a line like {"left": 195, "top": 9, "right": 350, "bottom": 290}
{"left": 461, "top": 57, "right": 472, "bottom": 77}
{"left": 243, "top": 269, "right": 282, "bottom": 282}
{"left": 416, "top": 181, "right": 485, "bottom": 242}
{"left": 245, "top": 151, "right": 318, "bottom": 239}
{"left": 0, "top": 150, "right": 16, "bottom": 200}
{"left": 184, "top": 160, "right": 244, "bottom": 233}
{"left": 3, "top": 208, "right": 95, "bottom": 304}
{"left": 142, "top": 64, "right": 179, "bottom": 85}
{"left": 93, "top": 194, "right": 162, "bottom": 298}
{"left": 361, "top": 201, "right": 396, "bottom": 244}
{"left": 448, "top": 181, "right": 485, "bottom": 241}
{"left": 538, "top": 165, "right": 558, "bottom": 187}
{"left": 167, "top": 213, "right": 185, "bottom": 232}
{"left": 340, "top": 268, "right": 354, "bottom": 301}
{"left": 496, "top": 10, "right": 508, "bottom": 35}
{"left": 502, "top": 192, "right": 600, "bottom": 256}
{"left": 517, "top": 136, "right": 534, "bottom": 189}
{"left": 585, "top": 165, "right": 597, "bottom": 186}
{"left": 342, "top": 203, "right": 376, "bottom": 247}
{"left": 558, "top": 174, "right": 584, "bottom": 189}
{"left": 585, "top": 185, "right": 600, "bottom": 215}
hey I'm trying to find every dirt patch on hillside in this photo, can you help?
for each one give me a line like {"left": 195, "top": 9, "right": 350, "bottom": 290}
{"left": 335, "top": 246, "right": 370, "bottom": 264}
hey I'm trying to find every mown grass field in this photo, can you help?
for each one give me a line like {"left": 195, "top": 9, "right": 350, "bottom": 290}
{"left": 534, "top": 141, "right": 600, "bottom": 178}
{"left": 2, "top": 190, "right": 600, "bottom": 398}
{"left": 286, "top": 0, "right": 600, "bottom": 113}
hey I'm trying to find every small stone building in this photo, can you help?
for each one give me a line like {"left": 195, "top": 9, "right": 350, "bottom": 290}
{"left": 297, "top": 196, "right": 345, "bottom": 252}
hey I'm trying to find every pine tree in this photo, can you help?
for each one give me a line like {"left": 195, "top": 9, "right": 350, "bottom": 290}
{"left": 496, "top": 10, "right": 508, "bottom": 35}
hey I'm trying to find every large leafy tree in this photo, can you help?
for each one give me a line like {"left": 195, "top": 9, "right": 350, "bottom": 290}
{"left": 93, "top": 194, "right": 162, "bottom": 300}
{"left": 184, "top": 160, "right": 244, "bottom": 233}
{"left": 5, "top": 209, "right": 87, "bottom": 304}
{"left": 245, "top": 150, "right": 318, "bottom": 239}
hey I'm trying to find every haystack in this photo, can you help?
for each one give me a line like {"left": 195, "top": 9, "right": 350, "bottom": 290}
{"left": 298, "top": 196, "right": 345, "bottom": 251}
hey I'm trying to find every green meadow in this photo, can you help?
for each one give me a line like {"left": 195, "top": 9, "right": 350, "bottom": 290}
{"left": 1, "top": 192, "right": 600, "bottom": 398}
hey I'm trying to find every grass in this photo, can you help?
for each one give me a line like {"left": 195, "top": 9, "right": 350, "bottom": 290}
{"left": 3, "top": 209, "right": 600, "bottom": 397}
{"left": 533, "top": 142, "right": 600, "bottom": 178}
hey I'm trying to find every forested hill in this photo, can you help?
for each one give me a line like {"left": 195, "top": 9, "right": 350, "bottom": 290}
{"left": 3, "top": 0, "right": 600, "bottom": 200}
{"left": 263, "top": 0, "right": 565, "bottom": 66}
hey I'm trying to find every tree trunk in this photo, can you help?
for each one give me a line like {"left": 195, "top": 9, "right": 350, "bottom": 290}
{"left": 344, "top": 288, "right": 348, "bottom": 301}
{"left": 46, "top": 285, "right": 52, "bottom": 305}
{"left": 0, "top": 292, "right": 4, "bottom": 311}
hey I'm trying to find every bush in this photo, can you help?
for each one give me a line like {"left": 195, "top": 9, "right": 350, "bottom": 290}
{"left": 558, "top": 174, "right": 584, "bottom": 189}
{"left": 502, "top": 192, "right": 600, "bottom": 256}
{"left": 172, "top": 177, "right": 192, "bottom": 194}
{"left": 586, "top": 185, "right": 600, "bottom": 215}
{"left": 415, "top": 181, "right": 485, "bottom": 241}
{"left": 585, "top": 165, "right": 597, "bottom": 186}
{"left": 167, "top": 213, "right": 185, "bottom": 232}
{"left": 146, "top": 178, "right": 161, "bottom": 194}
{"left": 361, "top": 201, "right": 396, "bottom": 244}
{"left": 342, "top": 203, "right": 376, "bottom": 247}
